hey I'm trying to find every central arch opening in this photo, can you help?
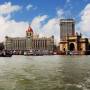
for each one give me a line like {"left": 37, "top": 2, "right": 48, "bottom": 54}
{"left": 69, "top": 43, "right": 75, "bottom": 51}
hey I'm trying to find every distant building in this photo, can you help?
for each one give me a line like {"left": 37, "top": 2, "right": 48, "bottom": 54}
{"left": 59, "top": 19, "right": 89, "bottom": 54}
{"left": 5, "top": 25, "right": 54, "bottom": 53}
{"left": 60, "top": 19, "right": 75, "bottom": 41}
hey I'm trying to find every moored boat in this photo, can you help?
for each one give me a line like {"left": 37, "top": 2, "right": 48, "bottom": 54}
{"left": 66, "top": 51, "right": 80, "bottom": 55}
{"left": 0, "top": 50, "right": 12, "bottom": 57}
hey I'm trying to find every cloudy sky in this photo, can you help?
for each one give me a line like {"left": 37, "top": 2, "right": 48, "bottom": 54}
{"left": 0, "top": 0, "right": 90, "bottom": 44}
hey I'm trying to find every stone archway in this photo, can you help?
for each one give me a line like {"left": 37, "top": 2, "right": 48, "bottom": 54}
{"left": 69, "top": 43, "right": 75, "bottom": 51}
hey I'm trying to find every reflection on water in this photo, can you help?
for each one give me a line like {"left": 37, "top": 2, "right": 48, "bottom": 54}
{"left": 0, "top": 55, "right": 90, "bottom": 90}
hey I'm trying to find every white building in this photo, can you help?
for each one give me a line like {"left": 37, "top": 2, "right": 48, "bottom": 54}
{"left": 5, "top": 25, "right": 54, "bottom": 53}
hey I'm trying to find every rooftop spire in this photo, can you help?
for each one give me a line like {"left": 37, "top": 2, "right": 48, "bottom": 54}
{"left": 26, "top": 24, "right": 33, "bottom": 32}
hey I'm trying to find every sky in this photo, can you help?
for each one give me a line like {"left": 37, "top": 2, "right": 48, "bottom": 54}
{"left": 0, "top": 0, "right": 90, "bottom": 44}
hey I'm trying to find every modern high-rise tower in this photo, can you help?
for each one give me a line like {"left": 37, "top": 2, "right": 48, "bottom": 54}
{"left": 60, "top": 19, "right": 75, "bottom": 41}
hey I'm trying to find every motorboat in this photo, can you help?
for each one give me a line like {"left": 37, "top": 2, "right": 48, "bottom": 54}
{"left": 67, "top": 51, "right": 80, "bottom": 55}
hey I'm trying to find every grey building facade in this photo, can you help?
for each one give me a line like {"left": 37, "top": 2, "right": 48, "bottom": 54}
{"left": 60, "top": 19, "right": 75, "bottom": 41}
{"left": 5, "top": 26, "right": 54, "bottom": 52}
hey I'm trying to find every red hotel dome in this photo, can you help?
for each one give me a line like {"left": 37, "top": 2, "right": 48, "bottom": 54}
{"left": 26, "top": 25, "right": 33, "bottom": 32}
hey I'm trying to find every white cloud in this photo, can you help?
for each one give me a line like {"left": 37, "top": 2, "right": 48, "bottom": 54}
{"left": 0, "top": 15, "right": 28, "bottom": 42}
{"left": 56, "top": 8, "right": 72, "bottom": 19}
{"left": 0, "top": 2, "right": 21, "bottom": 15}
{"left": 0, "top": 14, "right": 59, "bottom": 44}
{"left": 0, "top": 2, "right": 28, "bottom": 42}
{"left": 31, "top": 15, "right": 48, "bottom": 33}
{"left": 26, "top": 4, "right": 33, "bottom": 11}
{"left": 78, "top": 3, "right": 90, "bottom": 36}
{"left": 57, "top": 9, "right": 64, "bottom": 18}
{"left": 42, "top": 18, "right": 60, "bottom": 44}
{"left": 0, "top": 15, "right": 60, "bottom": 44}
{"left": 26, "top": 4, "right": 37, "bottom": 11}
{"left": 31, "top": 15, "right": 60, "bottom": 44}
{"left": 5, "top": 20, "right": 28, "bottom": 37}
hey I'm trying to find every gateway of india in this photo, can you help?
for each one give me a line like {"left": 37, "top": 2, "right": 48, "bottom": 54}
{"left": 5, "top": 25, "right": 54, "bottom": 54}
{"left": 59, "top": 19, "right": 90, "bottom": 55}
